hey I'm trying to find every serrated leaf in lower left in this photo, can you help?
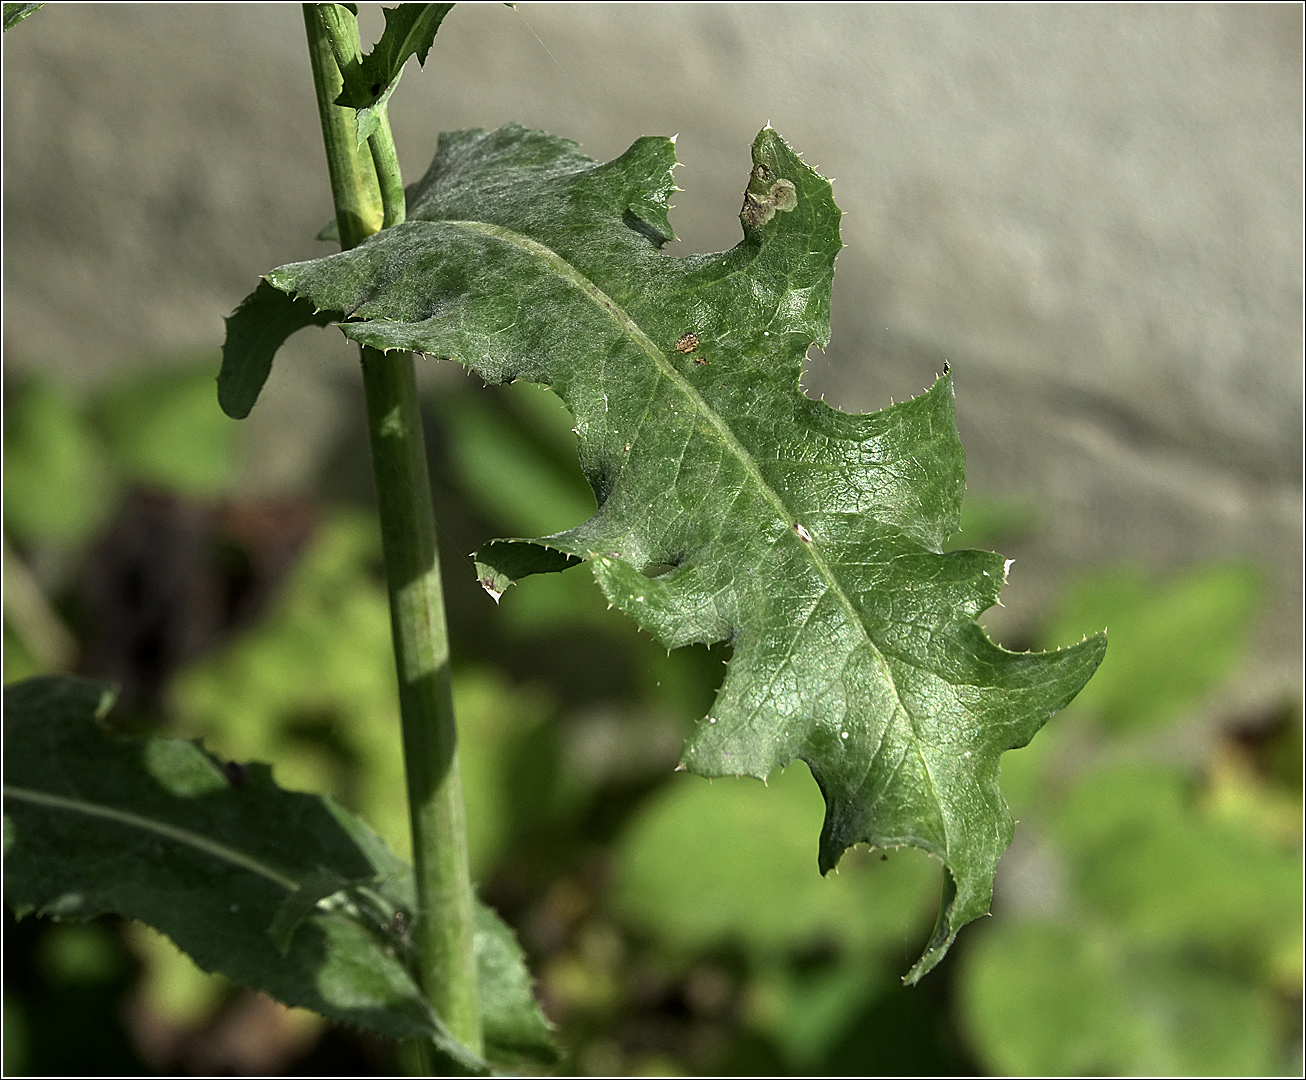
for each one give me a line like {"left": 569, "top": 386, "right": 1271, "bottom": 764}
{"left": 1, "top": 675, "right": 488, "bottom": 1069}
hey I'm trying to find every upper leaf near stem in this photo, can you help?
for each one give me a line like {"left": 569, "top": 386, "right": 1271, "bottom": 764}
{"left": 2, "top": 3, "right": 45, "bottom": 32}
{"left": 246, "top": 122, "right": 1106, "bottom": 981}
{"left": 333, "top": 3, "right": 455, "bottom": 144}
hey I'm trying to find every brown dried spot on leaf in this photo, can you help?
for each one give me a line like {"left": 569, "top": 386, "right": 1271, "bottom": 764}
{"left": 740, "top": 178, "right": 798, "bottom": 229}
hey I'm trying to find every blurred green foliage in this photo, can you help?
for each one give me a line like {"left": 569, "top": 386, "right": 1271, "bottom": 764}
{"left": 95, "top": 367, "right": 240, "bottom": 498}
{"left": 1041, "top": 563, "right": 1263, "bottom": 733}
{"left": 612, "top": 765, "right": 939, "bottom": 1069}
{"left": 3, "top": 361, "right": 244, "bottom": 692}
{"left": 3, "top": 376, "right": 115, "bottom": 545}
{"left": 170, "top": 507, "right": 557, "bottom": 879}
{"left": 3, "top": 364, "right": 1300, "bottom": 1075}
{"left": 957, "top": 564, "right": 1301, "bottom": 1077}
{"left": 3, "top": 361, "right": 239, "bottom": 551}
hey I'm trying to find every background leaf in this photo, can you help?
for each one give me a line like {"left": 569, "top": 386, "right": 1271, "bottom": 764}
{"left": 614, "top": 765, "right": 936, "bottom": 959}
{"left": 95, "top": 365, "right": 240, "bottom": 497}
{"left": 2, "top": 376, "right": 114, "bottom": 545}
{"left": 436, "top": 388, "right": 595, "bottom": 539}
{"left": 612, "top": 764, "right": 940, "bottom": 1067}
{"left": 1040, "top": 563, "right": 1261, "bottom": 732}
{"left": 958, "top": 921, "right": 1286, "bottom": 1076}
{"left": 1049, "top": 762, "right": 1300, "bottom": 959}
{"left": 256, "top": 122, "right": 1105, "bottom": 980}
{"left": 169, "top": 510, "right": 558, "bottom": 880}
{"left": 2, "top": 674, "right": 551, "bottom": 1070}
{"left": 955, "top": 561, "right": 1300, "bottom": 1078}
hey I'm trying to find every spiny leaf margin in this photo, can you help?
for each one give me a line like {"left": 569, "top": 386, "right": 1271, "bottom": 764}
{"left": 252, "top": 122, "right": 1106, "bottom": 981}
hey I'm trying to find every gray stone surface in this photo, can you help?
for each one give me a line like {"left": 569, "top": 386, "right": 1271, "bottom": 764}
{"left": 3, "top": 4, "right": 1301, "bottom": 701}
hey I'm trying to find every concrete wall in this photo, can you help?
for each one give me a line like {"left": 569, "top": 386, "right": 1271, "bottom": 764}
{"left": 3, "top": 4, "right": 1301, "bottom": 701}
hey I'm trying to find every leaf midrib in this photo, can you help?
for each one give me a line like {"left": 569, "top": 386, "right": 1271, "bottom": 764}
{"left": 384, "top": 5, "right": 443, "bottom": 71}
{"left": 445, "top": 220, "right": 881, "bottom": 662}
{"left": 349, "top": 215, "right": 944, "bottom": 842}
{"left": 4, "top": 784, "right": 300, "bottom": 892}
{"left": 443, "top": 220, "right": 943, "bottom": 835}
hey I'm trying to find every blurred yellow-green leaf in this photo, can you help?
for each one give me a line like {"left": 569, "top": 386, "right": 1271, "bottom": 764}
{"left": 956, "top": 559, "right": 1299, "bottom": 1078}
{"left": 3, "top": 376, "right": 114, "bottom": 545}
{"left": 171, "top": 509, "right": 554, "bottom": 877}
{"left": 1042, "top": 563, "right": 1262, "bottom": 732}
{"left": 958, "top": 920, "right": 1289, "bottom": 1076}
{"left": 95, "top": 362, "right": 239, "bottom": 497}
{"left": 435, "top": 383, "right": 594, "bottom": 540}
{"left": 1052, "top": 763, "right": 1301, "bottom": 963}
{"left": 613, "top": 764, "right": 937, "bottom": 958}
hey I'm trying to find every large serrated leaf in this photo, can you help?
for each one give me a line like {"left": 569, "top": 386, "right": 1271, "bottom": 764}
{"left": 245, "top": 122, "right": 1105, "bottom": 981}
{"left": 1, "top": 675, "right": 552, "bottom": 1070}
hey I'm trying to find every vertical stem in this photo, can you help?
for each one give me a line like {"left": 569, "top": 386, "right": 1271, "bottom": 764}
{"left": 301, "top": 4, "right": 482, "bottom": 1067}
{"left": 360, "top": 346, "right": 483, "bottom": 1061}
{"left": 369, "top": 112, "right": 407, "bottom": 228}
{"left": 303, "top": 3, "right": 383, "bottom": 248}
{"left": 315, "top": 0, "right": 405, "bottom": 229}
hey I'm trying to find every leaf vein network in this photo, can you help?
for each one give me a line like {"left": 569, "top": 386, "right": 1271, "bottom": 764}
{"left": 444, "top": 218, "right": 894, "bottom": 712}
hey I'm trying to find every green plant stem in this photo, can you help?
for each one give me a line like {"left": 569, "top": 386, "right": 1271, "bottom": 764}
{"left": 316, "top": 1, "right": 404, "bottom": 227}
{"left": 304, "top": 3, "right": 383, "bottom": 248}
{"left": 370, "top": 112, "right": 407, "bottom": 228}
{"left": 316, "top": 1, "right": 361, "bottom": 73}
{"left": 360, "top": 345, "right": 482, "bottom": 1065}
{"left": 302, "top": 3, "right": 482, "bottom": 1068}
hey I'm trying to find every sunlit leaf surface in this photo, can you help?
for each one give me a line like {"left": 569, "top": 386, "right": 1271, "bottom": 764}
{"left": 233, "top": 122, "right": 1104, "bottom": 979}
